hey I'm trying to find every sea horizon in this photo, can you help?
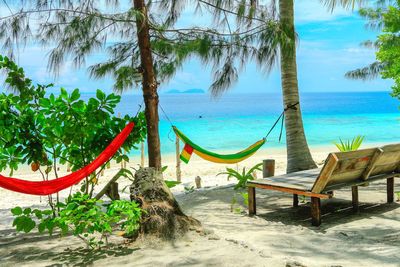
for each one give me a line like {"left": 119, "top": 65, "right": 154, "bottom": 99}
{"left": 76, "top": 91, "right": 400, "bottom": 156}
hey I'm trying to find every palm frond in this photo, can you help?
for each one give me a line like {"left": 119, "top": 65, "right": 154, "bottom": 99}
{"left": 345, "top": 61, "right": 385, "bottom": 81}
{"left": 334, "top": 135, "right": 365, "bottom": 152}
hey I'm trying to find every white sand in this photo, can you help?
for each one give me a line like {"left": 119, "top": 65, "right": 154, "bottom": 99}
{"left": 1, "top": 145, "right": 400, "bottom": 266}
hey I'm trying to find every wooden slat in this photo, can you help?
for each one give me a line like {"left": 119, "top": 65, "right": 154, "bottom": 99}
{"left": 248, "top": 183, "right": 332, "bottom": 199}
{"left": 323, "top": 173, "right": 399, "bottom": 192}
{"left": 362, "top": 148, "right": 384, "bottom": 180}
{"left": 250, "top": 168, "right": 320, "bottom": 191}
{"left": 370, "top": 162, "right": 400, "bottom": 176}
{"left": 260, "top": 168, "right": 320, "bottom": 180}
{"left": 333, "top": 156, "right": 371, "bottom": 175}
{"left": 249, "top": 178, "right": 312, "bottom": 191}
{"left": 380, "top": 143, "right": 400, "bottom": 153}
{"left": 329, "top": 169, "right": 364, "bottom": 185}
{"left": 311, "top": 153, "right": 339, "bottom": 193}
{"left": 374, "top": 151, "right": 400, "bottom": 166}
{"left": 334, "top": 148, "right": 376, "bottom": 160}
{"left": 329, "top": 162, "right": 399, "bottom": 185}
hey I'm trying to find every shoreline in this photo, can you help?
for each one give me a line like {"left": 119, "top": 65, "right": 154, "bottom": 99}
{"left": 134, "top": 140, "right": 399, "bottom": 158}
{"left": 4, "top": 141, "right": 396, "bottom": 181}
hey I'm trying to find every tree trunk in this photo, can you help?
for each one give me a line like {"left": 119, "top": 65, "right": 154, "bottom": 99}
{"left": 134, "top": 0, "right": 162, "bottom": 170}
{"left": 279, "top": 0, "right": 317, "bottom": 173}
{"left": 132, "top": 1, "right": 200, "bottom": 240}
{"left": 130, "top": 168, "right": 201, "bottom": 239}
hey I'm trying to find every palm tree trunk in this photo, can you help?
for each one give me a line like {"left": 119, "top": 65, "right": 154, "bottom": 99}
{"left": 134, "top": 0, "right": 162, "bottom": 170}
{"left": 131, "top": 1, "right": 201, "bottom": 239}
{"left": 279, "top": 0, "right": 317, "bottom": 173}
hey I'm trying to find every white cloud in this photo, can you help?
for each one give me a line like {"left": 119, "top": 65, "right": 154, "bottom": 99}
{"left": 295, "top": 1, "right": 356, "bottom": 24}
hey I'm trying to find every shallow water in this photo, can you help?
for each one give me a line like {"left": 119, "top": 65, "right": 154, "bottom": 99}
{"left": 83, "top": 91, "right": 400, "bottom": 155}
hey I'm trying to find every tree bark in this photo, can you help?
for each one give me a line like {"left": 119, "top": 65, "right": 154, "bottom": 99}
{"left": 130, "top": 168, "right": 201, "bottom": 239}
{"left": 279, "top": 0, "right": 317, "bottom": 173}
{"left": 134, "top": 0, "right": 162, "bottom": 170}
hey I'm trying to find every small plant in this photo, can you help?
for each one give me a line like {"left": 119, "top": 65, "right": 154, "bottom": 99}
{"left": 230, "top": 192, "right": 249, "bottom": 214}
{"left": 334, "top": 135, "right": 365, "bottom": 152}
{"left": 241, "top": 192, "right": 249, "bottom": 206}
{"left": 11, "top": 192, "right": 142, "bottom": 249}
{"left": 218, "top": 163, "right": 263, "bottom": 190}
{"left": 184, "top": 185, "right": 195, "bottom": 194}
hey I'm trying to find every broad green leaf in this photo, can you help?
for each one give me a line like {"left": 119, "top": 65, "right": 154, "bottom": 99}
{"left": 11, "top": 206, "right": 23, "bottom": 216}
{"left": 70, "top": 89, "right": 80, "bottom": 102}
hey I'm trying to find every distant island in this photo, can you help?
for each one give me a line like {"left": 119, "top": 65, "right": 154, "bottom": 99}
{"left": 165, "top": 88, "right": 206, "bottom": 94}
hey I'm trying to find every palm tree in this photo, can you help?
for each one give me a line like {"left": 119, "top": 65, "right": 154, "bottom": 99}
{"left": 279, "top": 0, "right": 316, "bottom": 172}
{"left": 272, "top": 0, "right": 380, "bottom": 172}
{"left": 201, "top": 0, "right": 375, "bottom": 173}
{"left": 273, "top": 0, "right": 380, "bottom": 172}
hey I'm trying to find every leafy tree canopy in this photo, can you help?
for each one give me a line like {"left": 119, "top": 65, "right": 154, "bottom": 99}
{"left": 343, "top": 1, "right": 399, "bottom": 99}
{"left": 376, "top": 2, "right": 400, "bottom": 98}
{"left": 0, "top": 0, "right": 289, "bottom": 95}
{"left": 0, "top": 55, "right": 146, "bottom": 181}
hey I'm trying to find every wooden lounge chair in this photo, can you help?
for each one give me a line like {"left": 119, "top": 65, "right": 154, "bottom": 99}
{"left": 247, "top": 144, "right": 400, "bottom": 226}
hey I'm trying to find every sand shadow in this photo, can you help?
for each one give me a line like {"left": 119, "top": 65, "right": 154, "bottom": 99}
{"left": 1, "top": 243, "right": 139, "bottom": 267}
{"left": 256, "top": 198, "right": 400, "bottom": 230}
{"left": 177, "top": 184, "right": 400, "bottom": 231}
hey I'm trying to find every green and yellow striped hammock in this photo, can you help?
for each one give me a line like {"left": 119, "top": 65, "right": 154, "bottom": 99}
{"left": 173, "top": 126, "right": 266, "bottom": 164}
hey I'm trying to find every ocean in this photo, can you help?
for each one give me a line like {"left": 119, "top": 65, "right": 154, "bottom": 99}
{"left": 108, "top": 91, "right": 400, "bottom": 155}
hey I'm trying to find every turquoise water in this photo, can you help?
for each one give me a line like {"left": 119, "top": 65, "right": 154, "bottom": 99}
{"left": 105, "top": 91, "right": 400, "bottom": 155}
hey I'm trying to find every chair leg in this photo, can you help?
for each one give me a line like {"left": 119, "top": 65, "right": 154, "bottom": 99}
{"left": 248, "top": 187, "right": 256, "bottom": 216}
{"left": 387, "top": 178, "right": 394, "bottom": 203}
{"left": 311, "top": 197, "right": 321, "bottom": 226}
{"left": 352, "top": 186, "right": 359, "bottom": 212}
{"left": 293, "top": 194, "right": 299, "bottom": 207}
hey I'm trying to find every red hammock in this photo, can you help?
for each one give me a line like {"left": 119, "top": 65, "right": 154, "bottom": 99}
{"left": 0, "top": 122, "right": 134, "bottom": 195}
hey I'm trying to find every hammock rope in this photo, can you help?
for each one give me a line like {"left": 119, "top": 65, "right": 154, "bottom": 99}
{"left": 161, "top": 102, "right": 300, "bottom": 164}
{"left": 0, "top": 122, "right": 135, "bottom": 195}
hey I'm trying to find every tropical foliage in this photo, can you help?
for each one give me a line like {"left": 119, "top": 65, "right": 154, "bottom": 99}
{"left": 344, "top": 1, "right": 400, "bottom": 99}
{"left": 0, "top": 56, "right": 146, "bottom": 247}
{"left": 334, "top": 135, "right": 365, "bottom": 152}
{"left": 0, "top": 1, "right": 282, "bottom": 94}
{"left": 218, "top": 163, "right": 263, "bottom": 190}
{"left": 11, "top": 192, "right": 142, "bottom": 248}
{"left": 376, "top": 2, "right": 400, "bottom": 98}
{"left": 0, "top": 55, "right": 146, "bottom": 183}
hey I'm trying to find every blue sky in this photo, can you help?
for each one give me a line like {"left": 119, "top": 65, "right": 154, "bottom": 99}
{"left": 0, "top": 1, "right": 393, "bottom": 95}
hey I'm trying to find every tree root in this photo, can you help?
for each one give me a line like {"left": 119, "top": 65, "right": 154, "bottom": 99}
{"left": 130, "top": 168, "right": 201, "bottom": 240}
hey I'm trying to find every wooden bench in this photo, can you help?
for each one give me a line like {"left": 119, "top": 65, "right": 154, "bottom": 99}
{"left": 247, "top": 144, "right": 400, "bottom": 226}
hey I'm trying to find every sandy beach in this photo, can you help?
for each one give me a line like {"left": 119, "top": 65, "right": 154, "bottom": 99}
{"left": 1, "top": 146, "right": 400, "bottom": 267}
{"left": 1, "top": 0, "right": 399, "bottom": 264}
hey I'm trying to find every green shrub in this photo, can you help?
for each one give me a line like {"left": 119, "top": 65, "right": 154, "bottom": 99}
{"left": 11, "top": 192, "right": 142, "bottom": 248}
{"left": 0, "top": 55, "right": 146, "bottom": 248}
{"left": 0, "top": 55, "right": 146, "bottom": 185}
